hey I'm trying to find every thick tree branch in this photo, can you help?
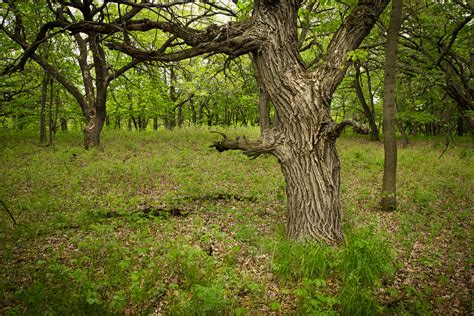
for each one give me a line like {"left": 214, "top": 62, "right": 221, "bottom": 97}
{"left": 210, "top": 132, "right": 273, "bottom": 159}
{"left": 436, "top": 15, "right": 472, "bottom": 66}
{"left": 107, "top": 30, "right": 259, "bottom": 62}
{"left": 328, "top": 119, "right": 370, "bottom": 138}
{"left": 313, "top": 0, "right": 390, "bottom": 95}
{"left": 174, "top": 93, "right": 194, "bottom": 110}
{"left": 1, "top": 27, "right": 87, "bottom": 112}
{"left": 107, "top": 58, "right": 141, "bottom": 83}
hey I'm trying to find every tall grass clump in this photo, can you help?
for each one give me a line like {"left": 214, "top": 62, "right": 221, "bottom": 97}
{"left": 271, "top": 239, "right": 336, "bottom": 281}
{"left": 339, "top": 226, "right": 395, "bottom": 315}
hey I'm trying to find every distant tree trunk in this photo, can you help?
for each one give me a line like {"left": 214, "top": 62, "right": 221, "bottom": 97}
{"left": 48, "top": 78, "right": 54, "bottom": 145}
{"left": 153, "top": 117, "right": 158, "bottom": 130}
{"left": 354, "top": 64, "right": 380, "bottom": 141}
{"left": 198, "top": 102, "right": 204, "bottom": 126}
{"left": 177, "top": 104, "right": 184, "bottom": 128}
{"left": 131, "top": 116, "right": 138, "bottom": 130}
{"left": 115, "top": 116, "right": 121, "bottom": 130}
{"left": 52, "top": 86, "right": 60, "bottom": 135}
{"left": 240, "top": 109, "right": 248, "bottom": 126}
{"left": 60, "top": 118, "right": 68, "bottom": 131}
{"left": 398, "top": 121, "right": 409, "bottom": 147}
{"left": 190, "top": 99, "right": 197, "bottom": 126}
{"left": 127, "top": 94, "right": 133, "bottom": 131}
{"left": 137, "top": 114, "right": 142, "bottom": 130}
{"left": 167, "top": 66, "right": 177, "bottom": 129}
{"left": 76, "top": 33, "right": 108, "bottom": 149}
{"left": 207, "top": 106, "right": 213, "bottom": 127}
{"left": 456, "top": 115, "right": 464, "bottom": 136}
{"left": 381, "top": 0, "right": 402, "bottom": 211}
{"left": 39, "top": 73, "right": 49, "bottom": 146}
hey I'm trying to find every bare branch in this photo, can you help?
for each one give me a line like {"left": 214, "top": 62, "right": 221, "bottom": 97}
{"left": 107, "top": 58, "right": 141, "bottom": 83}
{"left": 436, "top": 15, "right": 472, "bottom": 66}
{"left": 210, "top": 133, "right": 273, "bottom": 159}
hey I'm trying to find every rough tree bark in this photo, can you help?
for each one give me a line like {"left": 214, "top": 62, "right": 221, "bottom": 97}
{"left": 212, "top": 1, "right": 386, "bottom": 243}
{"left": 258, "top": 86, "right": 271, "bottom": 136}
{"left": 98, "top": 0, "right": 388, "bottom": 243}
{"left": 381, "top": 0, "right": 402, "bottom": 211}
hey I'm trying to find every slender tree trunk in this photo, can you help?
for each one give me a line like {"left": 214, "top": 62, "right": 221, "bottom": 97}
{"left": 190, "top": 99, "right": 197, "bottom": 126}
{"left": 52, "top": 86, "right": 60, "bottom": 135}
{"left": 456, "top": 115, "right": 464, "bottom": 136}
{"left": 153, "top": 117, "right": 158, "bottom": 130}
{"left": 60, "top": 118, "right": 68, "bottom": 131}
{"left": 398, "top": 121, "right": 409, "bottom": 147}
{"left": 354, "top": 65, "right": 380, "bottom": 141}
{"left": 39, "top": 73, "right": 49, "bottom": 146}
{"left": 198, "top": 102, "right": 204, "bottom": 126}
{"left": 206, "top": 104, "right": 213, "bottom": 127}
{"left": 240, "top": 109, "right": 248, "bottom": 126}
{"left": 137, "top": 114, "right": 142, "bottom": 130}
{"left": 48, "top": 78, "right": 54, "bottom": 145}
{"left": 167, "top": 66, "right": 177, "bottom": 129}
{"left": 177, "top": 104, "right": 184, "bottom": 128}
{"left": 381, "top": 0, "right": 402, "bottom": 211}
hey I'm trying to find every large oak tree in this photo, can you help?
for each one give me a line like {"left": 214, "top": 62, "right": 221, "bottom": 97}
{"left": 93, "top": 0, "right": 388, "bottom": 243}
{"left": 3, "top": 0, "right": 389, "bottom": 243}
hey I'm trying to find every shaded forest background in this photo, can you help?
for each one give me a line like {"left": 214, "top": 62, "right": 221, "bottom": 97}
{"left": 1, "top": 1, "right": 472, "bottom": 144}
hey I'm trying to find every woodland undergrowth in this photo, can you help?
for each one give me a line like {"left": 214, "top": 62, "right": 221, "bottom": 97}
{"left": 0, "top": 128, "right": 472, "bottom": 315}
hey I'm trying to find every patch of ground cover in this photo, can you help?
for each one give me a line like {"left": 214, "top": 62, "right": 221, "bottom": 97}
{"left": 0, "top": 129, "right": 472, "bottom": 314}
{"left": 339, "top": 137, "right": 473, "bottom": 314}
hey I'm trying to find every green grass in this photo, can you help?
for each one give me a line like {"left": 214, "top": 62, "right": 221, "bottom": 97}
{"left": 0, "top": 128, "right": 472, "bottom": 314}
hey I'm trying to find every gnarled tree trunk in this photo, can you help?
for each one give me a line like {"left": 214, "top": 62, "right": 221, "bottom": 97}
{"left": 106, "top": 0, "right": 388, "bottom": 243}
{"left": 282, "top": 137, "right": 343, "bottom": 243}
{"left": 212, "top": 0, "right": 385, "bottom": 243}
{"left": 83, "top": 100, "right": 106, "bottom": 149}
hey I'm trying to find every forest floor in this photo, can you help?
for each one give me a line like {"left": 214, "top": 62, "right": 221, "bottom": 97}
{"left": 0, "top": 128, "right": 472, "bottom": 315}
